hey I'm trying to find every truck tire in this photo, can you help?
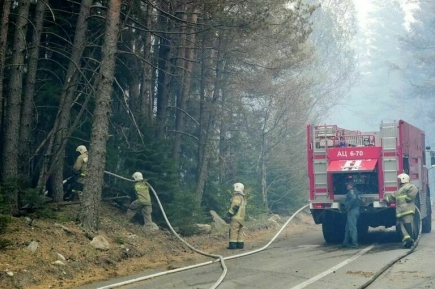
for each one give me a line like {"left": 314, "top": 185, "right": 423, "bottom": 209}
{"left": 422, "top": 188, "right": 432, "bottom": 233}
{"left": 357, "top": 218, "right": 369, "bottom": 240}
{"left": 322, "top": 212, "right": 345, "bottom": 243}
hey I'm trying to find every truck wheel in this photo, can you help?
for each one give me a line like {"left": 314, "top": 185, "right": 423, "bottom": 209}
{"left": 422, "top": 191, "right": 432, "bottom": 233}
{"left": 413, "top": 209, "right": 421, "bottom": 240}
{"left": 357, "top": 219, "right": 369, "bottom": 240}
{"left": 322, "top": 213, "right": 345, "bottom": 243}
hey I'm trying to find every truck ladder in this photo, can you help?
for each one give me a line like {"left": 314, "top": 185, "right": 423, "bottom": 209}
{"left": 312, "top": 125, "right": 333, "bottom": 200}
{"left": 380, "top": 121, "right": 399, "bottom": 194}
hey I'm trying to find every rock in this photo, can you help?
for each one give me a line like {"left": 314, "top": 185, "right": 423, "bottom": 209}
{"left": 56, "top": 253, "right": 66, "bottom": 261}
{"left": 52, "top": 260, "right": 65, "bottom": 266}
{"left": 195, "top": 224, "right": 212, "bottom": 234}
{"left": 54, "top": 223, "right": 72, "bottom": 234}
{"left": 90, "top": 235, "right": 110, "bottom": 251}
{"left": 268, "top": 214, "right": 281, "bottom": 222}
{"left": 26, "top": 241, "right": 39, "bottom": 253}
{"left": 6, "top": 271, "right": 13, "bottom": 277}
{"left": 210, "top": 210, "right": 227, "bottom": 229}
{"left": 143, "top": 222, "right": 159, "bottom": 232}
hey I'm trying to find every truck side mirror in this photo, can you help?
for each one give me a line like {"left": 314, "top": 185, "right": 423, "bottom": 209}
{"left": 431, "top": 151, "right": 435, "bottom": 166}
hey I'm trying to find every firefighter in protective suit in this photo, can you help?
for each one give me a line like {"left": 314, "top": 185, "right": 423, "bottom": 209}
{"left": 384, "top": 173, "right": 418, "bottom": 248}
{"left": 225, "top": 182, "right": 247, "bottom": 249}
{"left": 127, "top": 172, "right": 158, "bottom": 231}
{"left": 70, "top": 145, "right": 88, "bottom": 200}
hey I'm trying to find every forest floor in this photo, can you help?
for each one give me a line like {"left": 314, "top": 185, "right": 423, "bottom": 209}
{"left": 0, "top": 202, "right": 316, "bottom": 289}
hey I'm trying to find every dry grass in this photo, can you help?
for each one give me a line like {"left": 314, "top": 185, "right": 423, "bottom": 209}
{"left": 0, "top": 203, "right": 315, "bottom": 289}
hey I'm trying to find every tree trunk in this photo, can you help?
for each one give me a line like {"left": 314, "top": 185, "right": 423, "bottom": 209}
{"left": 173, "top": 7, "right": 198, "bottom": 167}
{"left": 139, "top": 2, "right": 153, "bottom": 123}
{"left": 1, "top": 0, "right": 30, "bottom": 185}
{"left": 19, "top": 0, "right": 45, "bottom": 176}
{"left": 79, "top": 0, "right": 121, "bottom": 232}
{"left": 195, "top": 38, "right": 223, "bottom": 203}
{"left": 45, "top": 0, "right": 92, "bottom": 202}
{"left": 0, "top": 0, "right": 11, "bottom": 142}
{"left": 155, "top": 0, "right": 173, "bottom": 139}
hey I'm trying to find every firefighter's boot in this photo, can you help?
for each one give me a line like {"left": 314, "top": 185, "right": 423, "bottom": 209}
{"left": 227, "top": 242, "right": 237, "bottom": 249}
{"left": 236, "top": 242, "right": 244, "bottom": 249}
{"left": 403, "top": 223, "right": 414, "bottom": 248}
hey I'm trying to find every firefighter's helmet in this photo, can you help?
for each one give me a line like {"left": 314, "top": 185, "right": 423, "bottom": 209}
{"left": 132, "top": 172, "right": 144, "bottom": 181}
{"left": 397, "top": 173, "right": 410, "bottom": 184}
{"left": 76, "top": 145, "right": 87, "bottom": 154}
{"left": 233, "top": 182, "right": 245, "bottom": 195}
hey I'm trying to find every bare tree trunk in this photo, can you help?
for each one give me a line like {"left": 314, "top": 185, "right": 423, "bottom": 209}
{"left": 172, "top": 4, "right": 187, "bottom": 165}
{"left": 195, "top": 39, "right": 223, "bottom": 204}
{"left": 0, "top": 0, "right": 11, "bottom": 139}
{"left": 139, "top": 2, "right": 153, "bottom": 123}
{"left": 1, "top": 0, "right": 30, "bottom": 215}
{"left": 44, "top": 0, "right": 92, "bottom": 202}
{"left": 172, "top": 7, "right": 198, "bottom": 167}
{"left": 1, "top": 0, "right": 30, "bottom": 184}
{"left": 156, "top": 0, "right": 174, "bottom": 139}
{"left": 19, "top": 0, "right": 45, "bottom": 176}
{"left": 80, "top": 0, "right": 121, "bottom": 232}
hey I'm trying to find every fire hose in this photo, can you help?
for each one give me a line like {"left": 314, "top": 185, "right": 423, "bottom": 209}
{"left": 92, "top": 171, "right": 310, "bottom": 289}
{"left": 50, "top": 171, "right": 422, "bottom": 288}
{"left": 357, "top": 207, "right": 422, "bottom": 289}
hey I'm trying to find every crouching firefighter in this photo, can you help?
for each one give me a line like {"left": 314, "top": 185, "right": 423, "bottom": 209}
{"left": 384, "top": 173, "right": 418, "bottom": 248}
{"left": 225, "top": 182, "right": 247, "bottom": 249}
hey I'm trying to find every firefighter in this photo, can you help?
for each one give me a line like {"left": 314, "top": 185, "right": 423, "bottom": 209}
{"left": 225, "top": 182, "right": 247, "bottom": 249}
{"left": 341, "top": 181, "right": 360, "bottom": 249}
{"left": 127, "top": 172, "right": 158, "bottom": 231}
{"left": 384, "top": 173, "right": 418, "bottom": 248}
{"left": 70, "top": 145, "right": 88, "bottom": 200}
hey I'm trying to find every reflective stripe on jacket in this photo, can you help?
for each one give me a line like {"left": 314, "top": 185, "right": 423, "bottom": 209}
{"left": 385, "top": 183, "right": 418, "bottom": 218}
{"left": 134, "top": 181, "right": 151, "bottom": 205}
{"left": 228, "top": 193, "right": 246, "bottom": 225}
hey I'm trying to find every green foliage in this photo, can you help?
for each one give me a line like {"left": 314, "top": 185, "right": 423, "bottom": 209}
{"left": 113, "top": 236, "right": 125, "bottom": 245}
{"left": 165, "top": 192, "right": 206, "bottom": 236}
{"left": 21, "top": 188, "right": 52, "bottom": 211}
{"left": 0, "top": 214, "right": 11, "bottom": 234}
{"left": 0, "top": 214, "right": 12, "bottom": 251}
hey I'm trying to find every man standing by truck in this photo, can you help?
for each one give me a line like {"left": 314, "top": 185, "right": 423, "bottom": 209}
{"left": 341, "top": 181, "right": 360, "bottom": 249}
{"left": 384, "top": 173, "right": 418, "bottom": 248}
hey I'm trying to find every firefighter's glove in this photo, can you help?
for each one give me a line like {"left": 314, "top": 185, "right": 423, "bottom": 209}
{"left": 232, "top": 205, "right": 239, "bottom": 214}
{"left": 223, "top": 212, "right": 233, "bottom": 223}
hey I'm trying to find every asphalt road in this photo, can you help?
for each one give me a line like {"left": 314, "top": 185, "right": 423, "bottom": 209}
{"left": 78, "top": 215, "right": 435, "bottom": 289}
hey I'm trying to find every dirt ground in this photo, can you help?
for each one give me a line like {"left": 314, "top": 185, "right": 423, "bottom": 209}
{"left": 0, "top": 203, "right": 316, "bottom": 289}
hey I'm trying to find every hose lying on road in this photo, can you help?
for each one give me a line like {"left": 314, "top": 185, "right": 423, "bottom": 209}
{"left": 357, "top": 207, "right": 423, "bottom": 289}
{"left": 95, "top": 171, "right": 310, "bottom": 289}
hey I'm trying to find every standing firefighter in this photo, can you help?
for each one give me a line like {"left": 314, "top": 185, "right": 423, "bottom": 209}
{"left": 341, "top": 181, "right": 360, "bottom": 248}
{"left": 70, "top": 145, "right": 88, "bottom": 200}
{"left": 384, "top": 173, "right": 418, "bottom": 248}
{"left": 127, "top": 172, "right": 158, "bottom": 231}
{"left": 225, "top": 182, "right": 247, "bottom": 249}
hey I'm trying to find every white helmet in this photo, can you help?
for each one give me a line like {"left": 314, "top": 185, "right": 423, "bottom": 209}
{"left": 397, "top": 173, "right": 410, "bottom": 184}
{"left": 132, "top": 172, "right": 144, "bottom": 181}
{"left": 76, "top": 145, "right": 87, "bottom": 154}
{"left": 233, "top": 182, "right": 245, "bottom": 194}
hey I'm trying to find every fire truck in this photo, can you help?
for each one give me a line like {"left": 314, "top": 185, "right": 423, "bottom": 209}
{"left": 307, "top": 120, "right": 432, "bottom": 243}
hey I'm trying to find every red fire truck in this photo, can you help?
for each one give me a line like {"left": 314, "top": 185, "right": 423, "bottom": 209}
{"left": 307, "top": 120, "right": 432, "bottom": 242}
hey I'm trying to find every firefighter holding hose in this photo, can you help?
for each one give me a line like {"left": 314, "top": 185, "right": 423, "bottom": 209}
{"left": 384, "top": 173, "right": 418, "bottom": 248}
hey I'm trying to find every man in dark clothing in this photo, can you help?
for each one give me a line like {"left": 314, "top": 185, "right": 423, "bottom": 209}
{"left": 341, "top": 181, "right": 360, "bottom": 248}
